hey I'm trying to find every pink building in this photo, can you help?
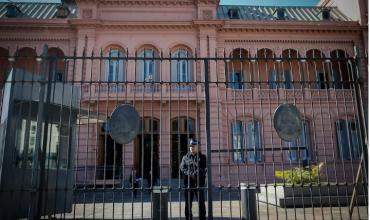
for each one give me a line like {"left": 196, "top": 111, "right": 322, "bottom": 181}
{"left": 0, "top": 0, "right": 367, "bottom": 188}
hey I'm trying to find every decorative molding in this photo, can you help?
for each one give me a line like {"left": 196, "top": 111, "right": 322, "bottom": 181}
{"left": 202, "top": 10, "right": 213, "bottom": 20}
{"left": 76, "top": 0, "right": 195, "bottom": 7}
{"left": 195, "top": 0, "right": 219, "bottom": 5}
{"left": 70, "top": 20, "right": 197, "bottom": 30}
{"left": 224, "top": 39, "right": 354, "bottom": 44}
{"left": 219, "top": 22, "right": 362, "bottom": 34}
{"left": 193, "top": 20, "right": 223, "bottom": 28}
{"left": 82, "top": 9, "right": 93, "bottom": 19}
{"left": 0, "top": 21, "right": 71, "bottom": 30}
{"left": 0, "top": 36, "right": 72, "bottom": 42}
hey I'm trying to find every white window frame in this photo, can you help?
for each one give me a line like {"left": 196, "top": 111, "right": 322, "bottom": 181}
{"left": 231, "top": 121, "right": 244, "bottom": 162}
{"left": 283, "top": 70, "right": 293, "bottom": 89}
{"left": 336, "top": 119, "right": 361, "bottom": 160}
{"left": 229, "top": 72, "right": 243, "bottom": 89}
{"left": 231, "top": 120, "right": 262, "bottom": 163}
{"left": 139, "top": 49, "right": 157, "bottom": 82}
{"left": 179, "top": 60, "right": 188, "bottom": 82}
{"left": 316, "top": 72, "right": 328, "bottom": 89}
{"left": 268, "top": 71, "right": 277, "bottom": 89}
{"left": 104, "top": 49, "right": 125, "bottom": 82}
{"left": 245, "top": 120, "right": 262, "bottom": 163}
{"left": 171, "top": 49, "right": 191, "bottom": 83}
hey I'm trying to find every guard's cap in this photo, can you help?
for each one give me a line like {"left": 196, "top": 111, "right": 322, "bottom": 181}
{"left": 189, "top": 139, "right": 199, "bottom": 146}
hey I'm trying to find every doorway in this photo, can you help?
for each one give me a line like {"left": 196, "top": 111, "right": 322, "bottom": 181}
{"left": 98, "top": 125, "right": 123, "bottom": 179}
{"left": 134, "top": 118, "right": 160, "bottom": 187}
{"left": 171, "top": 117, "right": 195, "bottom": 178}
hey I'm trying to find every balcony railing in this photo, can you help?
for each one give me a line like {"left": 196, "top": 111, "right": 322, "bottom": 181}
{"left": 81, "top": 83, "right": 200, "bottom": 100}
{"left": 81, "top": 83, "right": 353, "bottom": 102}
{"left": 226, "top": 88, "right": 354, "bottom": 101}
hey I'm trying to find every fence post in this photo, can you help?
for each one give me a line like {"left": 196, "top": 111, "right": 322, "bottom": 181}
{"left": 204, "top": 59, "right": 213, "bottom": 219}
{"left": 28, "top": 44, "right": 50, "bottom": 219}
{"left": 349, "top": 46, "right": 368, "bottom": 216}
{"left": 152, "top": 186, "right": 168, "bottom": 220}
{"left": 240, "top": 183, "right": 258, "bottom": 220}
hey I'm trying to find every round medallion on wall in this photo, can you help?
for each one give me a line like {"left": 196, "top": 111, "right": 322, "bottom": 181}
{"left": 109, "top": 104, "right": 140, "bottom": 144}
{"left": 273, "top": 103, "right": 302, "bottom": 142}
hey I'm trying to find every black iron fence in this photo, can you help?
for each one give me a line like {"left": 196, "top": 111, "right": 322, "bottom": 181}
{"left": 0, "top": 45, "right": 367, "bottom": 219}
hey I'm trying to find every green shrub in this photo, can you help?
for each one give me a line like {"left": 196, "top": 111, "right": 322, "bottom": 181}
{"left": 275, "top": 163, "right": 324, "bottom": 185}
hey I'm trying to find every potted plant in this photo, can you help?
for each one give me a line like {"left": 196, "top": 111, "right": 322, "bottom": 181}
{"left": 258, "top": 163, "right": 366, "bottom": 207}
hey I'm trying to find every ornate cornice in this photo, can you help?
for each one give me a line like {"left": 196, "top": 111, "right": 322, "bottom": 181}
{"left": 0, "top": 27, "right": 75, "bottom": 41}
{"left": 0, "top": 19, "right": 72, "bottom": 30}
{"left": 0, "top": 17, "right": 362, "bottom": 35}
{"left": 195, "top": 0, "right": 219, "bottom": 5}
{"left": 0, "top": 37, "right": 71, "bottom": 42}
{"left": 0, "top": 32, "right": 74, "bottom": 41}
{"left": 76, "top": 0, "right": 219, "bottom": 6}
{"left": 69, "top": 19, "right": 198, "bottom": 30}
{"left": 224, "top": 39, "right": 354, "bottom": 44}
{"left": 76, "top": 0, "right": 195, "bottom": 7}
{"left": 193, "top": 20, "right": 223, "bottom": 28}
{"left": 219, "top": 20, "right": 362, "bottom": 33}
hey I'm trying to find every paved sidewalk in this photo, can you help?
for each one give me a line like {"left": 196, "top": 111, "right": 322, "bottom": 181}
{"left": 61, "top": 201, "right": 367, "bottom": 220}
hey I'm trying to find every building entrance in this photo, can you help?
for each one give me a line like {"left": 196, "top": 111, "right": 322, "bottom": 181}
{"left": 171, "top": 117, "right": 195, "bottom": 178}
{"left": 98, "top": 127, "right": 123, "bottom": 180}
{"left": 134, "top": 118, "right": 160, "bottom": 187}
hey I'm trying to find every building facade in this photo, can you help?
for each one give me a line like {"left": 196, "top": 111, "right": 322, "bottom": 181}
{"left": 0, "top": 0, "right": 367, "bottom": 187}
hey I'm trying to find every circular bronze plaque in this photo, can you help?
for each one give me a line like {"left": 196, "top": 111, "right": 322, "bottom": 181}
{"left": 273, "top": 103, "right": 302, "bottom": 141}
{"left": 109, "top": 104, "right": 140, "bottom": 144}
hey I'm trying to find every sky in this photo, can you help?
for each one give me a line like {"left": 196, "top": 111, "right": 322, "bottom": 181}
{"left": 1, "top": 0, "right": 320, "bottom": 5}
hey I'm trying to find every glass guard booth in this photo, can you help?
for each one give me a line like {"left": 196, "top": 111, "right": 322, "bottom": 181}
{"left": 0, "top": 69, "right": 79, "bottom": 219}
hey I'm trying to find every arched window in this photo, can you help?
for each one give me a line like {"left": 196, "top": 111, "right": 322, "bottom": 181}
{"left": 268, "top": 71, "right": 277, "bottom": 89}
{"left": 104, "top": 48, "right": 125, "bottom": 82}
{"left": 14, "top": 47, "right": 37, "bottom": 74}
{"left": 336, "top": 119, "right": 361, "bottom": 160}
{"left": 281, "top": 49, "right": 299, "bottom": 89}
{"left": 171, "top": 117, "right": 195, "bottom": 134}
{"left": 283, "top": 120, "right": 311, "bottom": 161}
{"left": 268, "top": 70, "right": 292, "bottom": 89}
{"left": 231, "top": 120, "right": 262, "bottom": 163}
{"left": 48, "top": 48, "right": 65, "bottom": 81}
{"left": 330, "top": 50, "right": 351, "bottom": 89}
{"left": 227, "top": 49, "right": 250, "bottom": 89}
{"left": 306, "top": 49, "right": 327, "bottom": 89}
{"left": 137, "top": 47, "right": 159, "bottom": 82}
{"left": 171, "top": 48, "right": 192, "bottom": 82}
{"left": 140, "top": 117, "right": 160, "bottom": 134}
{"left": 283, "top": 70, "right": 293, "bottom": 89}
{"left": 257, "top": 48, "right": 275, "bottom": 89}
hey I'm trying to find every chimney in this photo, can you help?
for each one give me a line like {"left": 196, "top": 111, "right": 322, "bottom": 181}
{"left": 6, "top": 4, "right": 21, "bottom": 18}
{"left": 276, "top": 8, "right": 285, "bottom": 20}
{"left": 321, "top": 8, "right": 331, "bottom": 20}
{"left": 56, "top": 4, "right": 70, "bottom": 18}
{"left": 228, "top": 8, "right": 240, "bottom": 19}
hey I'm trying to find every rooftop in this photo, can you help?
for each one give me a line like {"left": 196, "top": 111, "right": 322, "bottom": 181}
{"left": 0, "top": 2, "right": 351, "bottom": 21}
{"left": 218, "top": 5, "right": 350, "bottom": 21}
{"left": 0, "top": 2, "right": 76, "bottom": 19}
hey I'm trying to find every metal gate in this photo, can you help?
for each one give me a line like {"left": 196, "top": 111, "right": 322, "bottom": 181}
{"left": 0, "top": 45, "right": 367, "bottom": 219}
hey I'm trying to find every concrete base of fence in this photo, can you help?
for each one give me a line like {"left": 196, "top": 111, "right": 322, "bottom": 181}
{"left": 258, "top": 185, "right": 368, "bottom": 208}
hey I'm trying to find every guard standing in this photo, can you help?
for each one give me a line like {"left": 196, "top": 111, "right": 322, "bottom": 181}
{"left": 180, "top": 139, "right": 207, "bottom": 220}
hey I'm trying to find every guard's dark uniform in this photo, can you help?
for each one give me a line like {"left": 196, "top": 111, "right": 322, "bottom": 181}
{"left": 180, "top": 152, "right": 207, "bottom": 220}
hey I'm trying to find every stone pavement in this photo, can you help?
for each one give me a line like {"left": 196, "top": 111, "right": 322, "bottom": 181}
{"left": 60, "top": 201, "right": 367, "bottom": 220}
